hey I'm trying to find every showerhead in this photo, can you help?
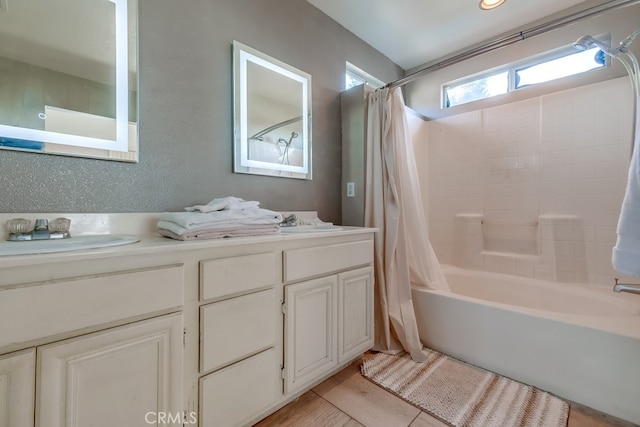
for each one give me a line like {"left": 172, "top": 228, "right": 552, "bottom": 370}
{"left": 572, "top": 35, "right": 618, "bottom": 57}
{"left": 618, "top": 28, "right": 640, "bottom": 53}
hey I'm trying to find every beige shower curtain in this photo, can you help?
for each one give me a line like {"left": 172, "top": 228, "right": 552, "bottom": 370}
{"left": 364, "top": 87, "right": 449, "bottom": 362}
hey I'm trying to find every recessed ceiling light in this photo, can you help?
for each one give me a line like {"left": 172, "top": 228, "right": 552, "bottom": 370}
{"left": 479, "top": 0, "right": 506, "bottom": 10}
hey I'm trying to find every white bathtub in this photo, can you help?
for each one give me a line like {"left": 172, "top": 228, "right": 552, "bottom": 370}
{"left": 412, "top": 265, "right": 640, "bottom": 424}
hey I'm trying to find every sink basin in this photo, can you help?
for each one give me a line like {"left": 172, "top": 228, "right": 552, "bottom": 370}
{"left": 0, "top": 235, "right": 139, "bottom": 256}
{"left": 280, "top": 225, "right": 344, "bottom": 233}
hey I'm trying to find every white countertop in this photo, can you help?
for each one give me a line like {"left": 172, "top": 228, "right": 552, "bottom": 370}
{"left": 0, "top": 214, "right": 376, "bottom": 268}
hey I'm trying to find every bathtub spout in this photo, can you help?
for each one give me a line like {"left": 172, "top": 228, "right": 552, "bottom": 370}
{"left": 613, "top": 278, "right": 640, "bottom": 295}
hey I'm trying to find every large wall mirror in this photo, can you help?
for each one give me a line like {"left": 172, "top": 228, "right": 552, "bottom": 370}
{"left": 0, "top": 0, "right": 138, "bottom": 162}
{"left": 233, "top": 41, "right": 312, "bottom": 179}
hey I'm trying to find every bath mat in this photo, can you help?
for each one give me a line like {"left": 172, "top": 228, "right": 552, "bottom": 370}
{"left": 361, "top": 349, "right": 569, "bottom": 427}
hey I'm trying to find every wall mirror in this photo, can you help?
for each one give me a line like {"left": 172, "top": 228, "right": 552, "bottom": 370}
{"left": 233, "top": 41, "right": 312, "bottom": 179}
{"left": 0, "top": 0, "right": 138, "bottom": 162}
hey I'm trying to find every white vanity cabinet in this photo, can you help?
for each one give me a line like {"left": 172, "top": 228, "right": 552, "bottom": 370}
{"left": 0, "top": 220, "right": 375, "bottom": 427}
{"left": 282, "top": 240, "right": 374, "bottom": 396}
{"left": 195, "top": 230, "right": 375, "bottom": 426}
{"left": 0, "top": 261, "right": 185, "bottom": 427}
{"left": 198, "top": 252, "right": 280, "bottom": 427}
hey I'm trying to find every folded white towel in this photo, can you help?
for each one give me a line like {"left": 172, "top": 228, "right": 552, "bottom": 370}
{"left": 158, "top": 224, "right": 281, "bottom": 241}
{"left": 185, "top": 197, "right": 260, "bottom": 213}
{"left": 158, "top": 208, "right": 282, "bottom": 231}
{"left": 613, "top": 99, "right": 640, "bottom": 277}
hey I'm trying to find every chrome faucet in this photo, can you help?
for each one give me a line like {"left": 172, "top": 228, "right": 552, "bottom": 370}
{"left": 31, "top": 219, "right": 50, "bottom": 240}
{"left": 6, "top": 217, "right": 71, "bottom": 241}
{"left": 280, "top": 214, "right": 298, "bottom": 227}
{"left": 613, "top": 278, "right": 640, "bottom": 295}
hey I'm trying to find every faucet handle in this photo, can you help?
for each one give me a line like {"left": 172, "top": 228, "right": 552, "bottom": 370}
{"left": 49, "top": 218, "right": 71, "bottom": 233}
{"left": 6, "top": 218, "right": 32, "bottom": 234}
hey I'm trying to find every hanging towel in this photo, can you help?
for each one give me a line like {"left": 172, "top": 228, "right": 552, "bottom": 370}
{"left": 613, "top": 97, "right": 640, "bottom": 277}
{"left": 185, "top": 196, "right": 260, "bottom": 213}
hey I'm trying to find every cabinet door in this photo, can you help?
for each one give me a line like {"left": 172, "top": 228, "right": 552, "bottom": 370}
{"left": 284, "top": 276, "right": 338, "bottom": 395}
{"left": 338, "top": 267, "right": 374, "bottom": 364}
{"left": 37, "top": 313, "right": 183, "bottom": 427}
{"left": 0, "top": 349, "right": 35, "bottom": 427}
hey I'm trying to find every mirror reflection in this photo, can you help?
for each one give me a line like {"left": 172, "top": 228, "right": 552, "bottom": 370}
{"left": 233, "top": 41, "right": 312, "bottom": 179}
{"left": 0, "top": 0, "right": 138, "bottom": 162}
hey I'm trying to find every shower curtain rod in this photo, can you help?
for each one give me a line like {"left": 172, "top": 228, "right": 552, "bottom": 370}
{"left": 385, "top": 0, "right": 640, "bottom": 90}
{"left": 249, "top": 116, "right": 302, "bottom": 140}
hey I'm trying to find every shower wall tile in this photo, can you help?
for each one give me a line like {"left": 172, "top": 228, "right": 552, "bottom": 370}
{"left": 428, "top": 110, "right": 483, "bottom": 265}
{"left": 425, "top": 76, "right": 635, "bottom": 286}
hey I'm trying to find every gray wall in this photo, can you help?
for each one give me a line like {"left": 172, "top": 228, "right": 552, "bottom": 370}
{"left": 0, "top": 0, "right": 403, "bottom": 223}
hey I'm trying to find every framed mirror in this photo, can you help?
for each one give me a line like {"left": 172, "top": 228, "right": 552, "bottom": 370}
{"left": 233, "top": 41, "right": 312, "bottom": 179}
{"left": 0, "top": 0, "right": 138, "bottom": 162}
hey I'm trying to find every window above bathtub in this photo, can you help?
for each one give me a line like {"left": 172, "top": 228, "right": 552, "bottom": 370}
{"left": 346, "top": 62, "right": 385, "bottom": 90}
{"left": 443, "top": 37, "right": 609, "bottom": 109}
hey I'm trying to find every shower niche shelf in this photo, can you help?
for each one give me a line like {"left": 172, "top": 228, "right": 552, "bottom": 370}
{"left": 453, "top": 213, "right": 585, "bottom": 282}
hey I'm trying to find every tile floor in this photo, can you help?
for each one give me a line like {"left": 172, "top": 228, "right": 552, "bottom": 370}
{"left": 256, "top": 354, "right": 637, "bottom": 427}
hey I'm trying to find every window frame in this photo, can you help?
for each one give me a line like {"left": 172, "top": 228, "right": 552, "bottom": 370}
{"left": 442, "top": 36, "right": 611, "bottom": 109}
{"left": 346, "top": 62, "right": 385, "bottom": 90}
{"left": 442, "top": 68, "right": 509, "bottom": 108}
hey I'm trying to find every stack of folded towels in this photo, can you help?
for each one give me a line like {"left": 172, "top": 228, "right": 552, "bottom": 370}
{"left": 157, "top": 196, "right": 283, "bottom": 241}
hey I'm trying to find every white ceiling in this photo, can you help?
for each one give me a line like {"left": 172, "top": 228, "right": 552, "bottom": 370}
{"left": 307, "top": 0, "right": 595, "bottom": 70}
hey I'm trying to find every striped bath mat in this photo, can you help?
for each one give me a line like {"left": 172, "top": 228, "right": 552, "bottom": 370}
{"left": 361, "top": 349, "right": 569, "bottom": 427}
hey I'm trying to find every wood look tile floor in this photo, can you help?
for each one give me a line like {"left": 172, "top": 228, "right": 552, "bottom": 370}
{"left": 255, "top": 354, "right": 638, "bottom": 427}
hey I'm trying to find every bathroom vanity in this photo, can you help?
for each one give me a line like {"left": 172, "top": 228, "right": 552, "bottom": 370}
{"left": 0, "top": 214, "right": 375, "bottom": 427}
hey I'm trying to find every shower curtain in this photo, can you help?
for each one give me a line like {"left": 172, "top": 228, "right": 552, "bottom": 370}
{"left": 364, "top": 87, "right": 449, "bottom": 362}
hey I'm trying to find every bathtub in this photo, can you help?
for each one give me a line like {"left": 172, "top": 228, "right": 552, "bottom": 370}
{"left": 412, "top": 264, "right": 640, "bottom": 424}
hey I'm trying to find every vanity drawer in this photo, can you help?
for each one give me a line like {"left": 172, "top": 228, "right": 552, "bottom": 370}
{"left": 200, "top": 288, "right": 277, "bottom": 373}
{"left": 200, "top": 252, "right": 278, "bottom": 301}
{"left": 200, "top": 348, "right": 277, "bottom": 427}
{"left": 283, "top": 239, "right": 374, "bottom": 283}
{"left": 0, "top": 265, "right": 184, "bottom": 350}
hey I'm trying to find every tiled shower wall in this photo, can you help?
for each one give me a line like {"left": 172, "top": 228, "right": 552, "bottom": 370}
{"left": 422, "top": 77, "right": 634, "bottom": 286}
